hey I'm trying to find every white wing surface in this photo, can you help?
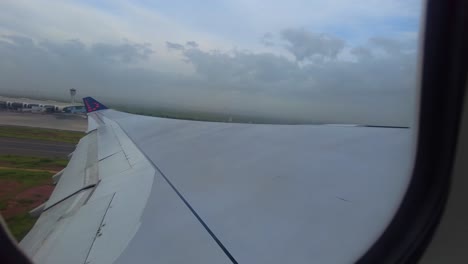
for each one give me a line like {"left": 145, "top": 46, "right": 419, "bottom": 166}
{"left": 20, "top": 97, "right": 413, "bottom": 264}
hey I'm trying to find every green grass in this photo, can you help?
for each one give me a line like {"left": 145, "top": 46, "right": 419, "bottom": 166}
{"left": 0, "top": 155, "right": 68, "bottom": 170}
{"left": 0, "top": 169, "right": 54, "bottom": 241}
{"left": 0, "top": 125, "right": 84, "bottom": 144}
{"left": 0, "top": 169, "right": 53, "bottom": 188}
{"left": 0, "top": 200, "right": 6, "bottom": 210}
{"left": 6, "top": 213, "right": 37, "bottom": 241}
{"left": 0, "top": 126, "right": 74, "bottom": 242}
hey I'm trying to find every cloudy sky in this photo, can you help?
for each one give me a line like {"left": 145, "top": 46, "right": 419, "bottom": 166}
{"left": 0, "top": 0, "right": 422, "bottom": 125}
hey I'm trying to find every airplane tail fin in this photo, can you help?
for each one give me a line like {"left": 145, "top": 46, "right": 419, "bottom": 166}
{"left": 83, "top": 97, "right": 108, "bottom": 113}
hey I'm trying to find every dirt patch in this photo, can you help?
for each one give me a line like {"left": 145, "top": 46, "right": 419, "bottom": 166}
{"left": 0, "top": 180, "right": 22, "bottom": 198}
{"left": 1, "top": 184, "right": 54, "bottom": 219}
{"left": 17, "top": 185, "right": 54, "bottom": 207}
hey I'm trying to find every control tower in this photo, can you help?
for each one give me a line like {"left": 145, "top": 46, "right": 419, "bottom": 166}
{"left": 70, "top": 88, "right": 76, "bottom": 104}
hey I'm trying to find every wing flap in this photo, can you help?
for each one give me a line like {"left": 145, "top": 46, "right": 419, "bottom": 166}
{"left": 20, "top": 189, "right": 94, "bottom": 258}
{"left": 44, "top": 130, "right": 98, "bottom": 209}
{"left": 33, "top": 194, "right": 113, "bottom": 264}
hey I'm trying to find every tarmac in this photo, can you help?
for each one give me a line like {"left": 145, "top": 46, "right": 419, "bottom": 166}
{"left": 0, "top": 111, "right": 87, "bottom": 132}
{"left": 0, "top": 107, "right": 86, "bottom": 158}
{"left": 0, "top": 137, "right": 75, "bottom": 158}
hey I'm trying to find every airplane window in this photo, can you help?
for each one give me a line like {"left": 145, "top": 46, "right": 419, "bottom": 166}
{"left": 0, "top": 1, "right": 439, "bottom": 264}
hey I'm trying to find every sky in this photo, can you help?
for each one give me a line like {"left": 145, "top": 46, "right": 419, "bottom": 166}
{"left": 0, "top": 0, "right": 422, "bottom": 125}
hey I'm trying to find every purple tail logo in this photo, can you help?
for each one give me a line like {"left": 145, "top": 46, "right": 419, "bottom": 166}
{"left": 83, "top": 97, "right": 108, "bottom": 113}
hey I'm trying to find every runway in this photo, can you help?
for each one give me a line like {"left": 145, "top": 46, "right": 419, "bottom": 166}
{"left": 0, "top": 111, "right": 87, "bottom": 132}
{"left": 0, "top": 137, "right": 75, "bottom": 158}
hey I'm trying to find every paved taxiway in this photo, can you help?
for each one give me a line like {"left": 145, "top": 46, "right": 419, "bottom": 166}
{"left": 0, "top": 137, "right": 75, "bottom": 158}
{"left": 0, "top": 111, "right": 87, "bottom": 132}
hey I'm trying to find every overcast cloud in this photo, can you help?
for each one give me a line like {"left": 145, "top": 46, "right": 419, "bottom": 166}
{"left": 0, "top": 0, "right": 422, "bottom": 126}
{"left": 280, "top": 28, "right": 345, "bottom": 61}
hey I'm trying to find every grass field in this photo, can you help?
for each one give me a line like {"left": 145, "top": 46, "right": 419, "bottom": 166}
{"left": 0, "top": 125, "right": 84, "bottom": 143}
{"left": 0, "top": 168, "right": 53, "bottom": 188}
{"left": 0, "top": 155, "right": 68, "bottom": 171}
{"left": 0, "top": 126, "right": 82, "bottom": 241}
{"left": 0, "top": 168, "right": 54, "bottom": 240}
{"left": 6, "top": 213, "right": 38, "bottom": 241}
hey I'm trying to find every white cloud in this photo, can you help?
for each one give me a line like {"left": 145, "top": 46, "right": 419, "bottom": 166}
{"left": 0, "top": 32, "right": 417, "bottom": 126}
{"left": 186, "top": 41, "right": 199, "bottom": 48}
{"left": 166, "top": 42, "right": 185, "bottom": 51}
{"left": 280, "top": 28, "right": 345, "bottom": 61}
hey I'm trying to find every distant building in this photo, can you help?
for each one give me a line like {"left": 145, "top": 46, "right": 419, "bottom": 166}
{"left": 26, "top": 103, "right": 39, "bottom": 108}
{"left": 0, "top": 97, "right": 85, "bottom": 114}
{"left": 10, "top": 102, "right": 24, "bottom": 110}
{"left": 31, "top": 106, "right": 45, "bottom": 113}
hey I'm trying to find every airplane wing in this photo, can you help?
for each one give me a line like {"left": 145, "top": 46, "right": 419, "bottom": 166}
{"left": 19, "top": 97, "right": 413, "bottom": 264}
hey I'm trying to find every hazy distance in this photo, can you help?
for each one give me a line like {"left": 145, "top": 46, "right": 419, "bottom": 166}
{"left": 0, "top": 0, "right": 421, "bottom": 126}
